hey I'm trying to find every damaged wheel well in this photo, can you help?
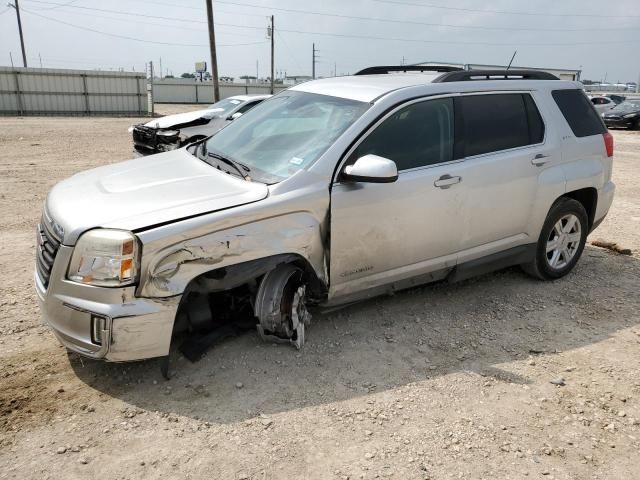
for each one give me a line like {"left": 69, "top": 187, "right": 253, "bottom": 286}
{"left": 173, "top": 254, "right": 325, "bottom": 331}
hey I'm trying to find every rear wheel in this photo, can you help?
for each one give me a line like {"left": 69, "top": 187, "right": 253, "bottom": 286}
{"left": 522, "top": 198, "right": 588, "bottom": 280}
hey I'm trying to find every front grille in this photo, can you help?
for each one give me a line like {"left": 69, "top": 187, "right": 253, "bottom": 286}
{"left": 36, "top": 216, "right": 62, "bottom": 288}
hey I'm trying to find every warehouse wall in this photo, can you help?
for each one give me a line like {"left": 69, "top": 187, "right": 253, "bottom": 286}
{"left": 152, "top": 79, "right": 288, "bottom": 104}
{"left": 0, "top": 67, "right": 148, "bottom": 116}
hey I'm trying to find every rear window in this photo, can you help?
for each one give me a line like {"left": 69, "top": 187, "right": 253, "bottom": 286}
{"left": 456, "top": 93, "right": 544, "bottom": 157}
{"left": 552, "top": 89, "right": 606, "bottom": 137}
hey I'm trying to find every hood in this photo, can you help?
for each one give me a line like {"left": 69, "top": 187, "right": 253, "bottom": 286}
{"left": 143, "top": 108, "right": 222, "bottom": 129}
{"left": 604, "top": 107, "right": 640, "bottom": 117}
{"left": 46, "top": 149, "right": 269, "bottom": 244}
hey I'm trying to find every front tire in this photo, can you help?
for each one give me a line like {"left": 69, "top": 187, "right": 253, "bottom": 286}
{"left": 523, "top": 198, "right": 588, "bottom": 280}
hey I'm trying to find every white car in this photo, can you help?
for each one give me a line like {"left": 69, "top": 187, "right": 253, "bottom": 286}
{"left": 130, "top": 94, "right": 271, "bottom": 155}
{"left": 589, "top": 96, "right": 616, "bottom": 114}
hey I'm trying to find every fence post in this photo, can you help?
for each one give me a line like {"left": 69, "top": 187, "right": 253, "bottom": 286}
{"left": 195, "top": 82, "right": 199, "bottom": 103}
{"left": 13, "top": 70, "right": 24, "bottom": 115}
{"left": 81, "top": 74, "right": 90, "bottom": 115}
{"left": 136, "top": 75, "right": 143, "bottom": 115}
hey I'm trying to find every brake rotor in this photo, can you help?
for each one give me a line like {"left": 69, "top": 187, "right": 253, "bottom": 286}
{"left": 255, "top": 264, "right": 312, "bottom": 349}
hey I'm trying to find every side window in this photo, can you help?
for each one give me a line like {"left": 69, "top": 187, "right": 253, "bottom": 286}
{"left": 349, "top": 97, "right": 454, "bottom": 171}
{"left": 552, "top": 89, "right": 606, "bottom": 137}
{"left": 456, "top": 93, "right": 535, "bottom": 157}
{"left": 524, "top": 94, "right": 545, "bottom": 144}
{"left": 236, "top": 100, "right": 263, "bottom": 115}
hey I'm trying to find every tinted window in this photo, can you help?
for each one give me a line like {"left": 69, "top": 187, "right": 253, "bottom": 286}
{"left": 524, "top": 94, "right": 545, "bottom": 144}
{"left": 350, "top": 97, "right": 454, "bottom": 170}
{"left": 552, "top": 89, "right": 606, "bottom": 137}
{"left": 236, "top": 99, "right": 263, "bottom": 115}
{"left": 456, "top": 94, "right": 535, "bottom": 157}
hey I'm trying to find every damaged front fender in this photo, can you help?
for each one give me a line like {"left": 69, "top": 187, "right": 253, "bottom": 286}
{"left": 137, "top": 212, "right": 327, "bottom": 298}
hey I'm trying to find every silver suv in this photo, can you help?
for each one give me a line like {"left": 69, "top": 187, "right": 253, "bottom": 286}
{"left": 35, "top": 67, "right": 615, "bottom": 365}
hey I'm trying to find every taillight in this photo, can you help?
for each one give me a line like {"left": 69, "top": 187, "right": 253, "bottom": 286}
{"left": 603, "top": 131, "right": 614, "bottom": 157}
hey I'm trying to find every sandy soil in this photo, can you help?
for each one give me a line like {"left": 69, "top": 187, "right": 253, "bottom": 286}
{"left": 0, "top": 106, "right": 639, "bottom": 480}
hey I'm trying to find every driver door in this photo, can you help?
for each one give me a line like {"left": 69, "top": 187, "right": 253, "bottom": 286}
{"left": 329, "top": 96, "right": 465, "bottom": 300}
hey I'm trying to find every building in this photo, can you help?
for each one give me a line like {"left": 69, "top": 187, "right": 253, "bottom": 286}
{"left": 415, "top": 61, "right": 581, "bottom": 81}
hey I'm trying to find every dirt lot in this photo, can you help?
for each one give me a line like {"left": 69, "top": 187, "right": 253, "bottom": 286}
{"left": 1, "top": 106, "right": 639, "bottom": 480}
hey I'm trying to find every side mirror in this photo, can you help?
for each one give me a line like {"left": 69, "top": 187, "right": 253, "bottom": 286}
{"left": 342, "top": 154, "right": 398, "bottom": 183}
{"left": 228, "top": 112, "right": 243, "bottom": 121}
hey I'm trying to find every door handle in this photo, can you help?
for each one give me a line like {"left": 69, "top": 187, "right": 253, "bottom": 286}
{"left": 531, "top": 153, "right": 550, "bottom": 166}
{"left": 434, "top": 174, "right": 462, "bottom": 189}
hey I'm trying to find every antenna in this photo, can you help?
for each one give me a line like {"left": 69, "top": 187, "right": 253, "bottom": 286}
{"left": 506, "top": 50, "right": 517, "bottom": 71}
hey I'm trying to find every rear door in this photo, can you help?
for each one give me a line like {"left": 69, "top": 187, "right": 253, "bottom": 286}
{"left": 453, "top": 92, "right": 556, "bottom": 259}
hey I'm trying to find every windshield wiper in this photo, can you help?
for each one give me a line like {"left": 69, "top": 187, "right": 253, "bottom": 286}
{"left": 207, "top": 151, "right": 251, "bottom": 181}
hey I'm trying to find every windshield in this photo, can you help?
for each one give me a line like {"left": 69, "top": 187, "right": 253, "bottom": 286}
{"left": 612, "top": 100, "right": 640, "bottom": 112}
{"left": 202, "top": 91, "right": 369, "bottom": 181}
{"left": 206, "top": 97, "right": 243, "bottom": 114}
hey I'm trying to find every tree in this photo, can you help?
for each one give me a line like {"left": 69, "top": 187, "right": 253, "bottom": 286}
{"left": 181, "top": 72, "right": 196, "bottom": 78}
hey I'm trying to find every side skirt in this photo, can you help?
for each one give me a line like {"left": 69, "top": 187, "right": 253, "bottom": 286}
{"left": 447, "top": 244, "right": 536, "bottom": 284}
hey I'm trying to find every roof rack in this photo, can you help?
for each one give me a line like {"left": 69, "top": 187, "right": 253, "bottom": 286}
{"left": 354, "top": 65, "right": 464, "bottom": 76}
{"left": 433, "top": 69, "right": 560, "bottom": 83}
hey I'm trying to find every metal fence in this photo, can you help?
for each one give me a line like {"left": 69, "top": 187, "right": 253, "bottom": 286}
{"left": 152, "top": 79, "right": 288, "bottom": 104}
{"left": 0, "top": 67, "right": 148, "bottom": 116}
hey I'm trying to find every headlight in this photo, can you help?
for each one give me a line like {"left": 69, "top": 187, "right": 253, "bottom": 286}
{"left": 623, "top": 113, "right": 637, "bottom": 119}
{"left": 67, "top": 229, "right": 139, "bottom": 287}
{"left": 156, "top": 129, "right": 180, "bottom": 137}
{"left": 127, "top": 126, "right": 135, "bottom": 133}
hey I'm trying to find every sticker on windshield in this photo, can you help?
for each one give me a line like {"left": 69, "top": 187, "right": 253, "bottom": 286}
{"left": 289, "top": 157, "right": 304, "bottom": 166}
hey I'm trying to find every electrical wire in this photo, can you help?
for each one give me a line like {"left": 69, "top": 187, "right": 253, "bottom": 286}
{"left": 214, "top": 0, "right": 640, "bottom": 32}
{"left": 28, "top": 5, "right": 266, "bottom": 38}
{"left": 19, "top": 0, "right": 640, "bottom": 47}
{"left": 22, "top": 8, "right": 268, "bottom": 47}
{"left": 371, "top": 0, "right": 640, "bottom": 19}
{"left": 275, "top": 30, "right": 304, "bottom": 73}
{"left": 23, "top": 0, "right": 640, "bottom": 33}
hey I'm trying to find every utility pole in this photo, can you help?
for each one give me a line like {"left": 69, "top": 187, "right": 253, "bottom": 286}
{"left": 159, "top": 57, "right": 163, "bottom": 79}
{"left": 9, "top": 52, "right": 14, "bottom": 68}
{"left": 205, "top": 0, "right": 220, "bottom": 101}
{"left": 9, "top": 0, "right": 27, "bottom": 67}
{"left": 39, "top": 52, "right": 42, "bottom": 68}
{"left": 269, "top": 15, "right": 274, "bottom": 94}
{"left": 312, "top": 43, "right": 317, "bottom": 80}
{"left": 148, "top": 61, "right": 155, "bottom": 117}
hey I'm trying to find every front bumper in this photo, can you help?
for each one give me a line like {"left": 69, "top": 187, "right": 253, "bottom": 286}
{"left": 35, "top": 246, "right": 180, "bottom": 361}
{"left": 132, "top": 125, "right": 181, "bottom": 156}
{"left": 603, "top": 117, "right": 635, "bottom": 128}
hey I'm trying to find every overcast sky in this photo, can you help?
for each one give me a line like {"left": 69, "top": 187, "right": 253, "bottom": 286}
{"left": 1, "top": 0, "right": 638, "bottom": 82}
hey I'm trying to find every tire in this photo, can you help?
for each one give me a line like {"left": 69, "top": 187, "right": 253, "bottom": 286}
{"left": 633, "top": 119, "right": 640, "bottom": 131}
{"left": 522, "top": 197, "right": 588, "bottom": 280}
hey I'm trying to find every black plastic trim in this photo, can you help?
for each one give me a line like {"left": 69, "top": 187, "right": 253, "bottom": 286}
{"left": 434, "top": 70, "right": 559, "bottom": 83}
{"left": 355, "top": 65, "right": 463, "bottom": 76}
{"left": 447, "top": 244, "right": 537, "bottom": 283}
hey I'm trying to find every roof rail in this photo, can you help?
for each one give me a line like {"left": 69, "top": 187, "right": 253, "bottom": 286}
{"left": 354, "top": 65, "right": 464, "bottom": 76}
{"left": 433, "top": 69, "right": 560, "bottom": 83}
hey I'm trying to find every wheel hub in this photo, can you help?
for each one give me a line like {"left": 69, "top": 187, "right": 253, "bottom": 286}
{"left": 545, "top": 213, "right": 581, "bottom": 270}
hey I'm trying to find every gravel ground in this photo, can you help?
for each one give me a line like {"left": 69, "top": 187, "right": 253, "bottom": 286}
{"left": 0, "top": 106, "right": 639, "bottom": 480}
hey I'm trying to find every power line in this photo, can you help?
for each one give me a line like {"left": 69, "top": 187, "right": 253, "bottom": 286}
{"left": 22, "top": 8, "right": 268, "bottom": 47}
{"left": 371, "top": 0, "right": 640, "bottom": 19}
{"left": 19, "top": 0, "right": 640, "bottom": 48}
{"left": 23, "top": 0, "right": 640, "bottom": 34}
{"left": 38, "top": 0, "right": 78, "bottom": 10}
{"left": 277, "top": 27, "right": 639, "bottom": 47}
{"left": 27, "top": 5, "right": 266, "bottom": 37}
{"left": 214, "top": 0, "right": 640, "bottom": 32}
{"left": 275, "top": 30, "right": 303, "bottom": 73}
